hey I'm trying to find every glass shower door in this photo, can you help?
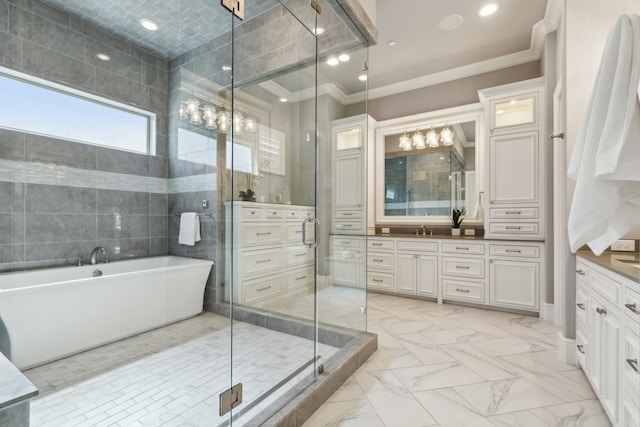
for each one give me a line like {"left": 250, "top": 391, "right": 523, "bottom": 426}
{"left": 224, "top": 1, "right": 320, "bottom": 423}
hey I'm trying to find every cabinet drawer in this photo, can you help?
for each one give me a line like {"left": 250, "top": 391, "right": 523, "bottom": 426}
{"left": 489, "top": 207, "right": 538, "bottom": 219}
{"left": 442, "top": 257, "right": 484, "bottom": 278}
{"left": 590, "top": 267, "right": 622, "bottom": 305}
{"left": 333, "top": 236, "right": 363, "bottom": 250}
{"left": 301, "top": 208, "right": 314, "bottom": 219}
{"left": 265, "top": 208, "right": 283, "bottom": 219}
{"left": 334, "top": 221, "right": 363, "bottom": 232}
{"left": 624, "top": 287, "right": 640, "bottom": 326}
{"left": 368, "top": 252, "right": 394, "bottom": 270}
{"left": 488, "top": 222, "right": 539, "bottom": 235}
{"left": 489, "top": 244, "right": 540, "bottom": 258}
{"left": 576, "top": 330, "right": 588, "bottom": 371}
{"left": 241, "top": 224, "right": 282, "bottom": 246}
{"left": 286, "top": 267, "right": 314, "bottom": 291}
{"left": 285, "top": 222, "right": 304, "bottom": 242}
{"left": 576, "top": 283, "right": 589, "bottom": 326}
{"left": 367, "top": 271, "right": 394, "bottom": 291}
{"left": 441, "top": 242, "right": 485, "bottom": 255}
{"left": 284, "top": 208, "right": 301, "bottom": 219}
{"left": 242, "top": 249, "right": 283, "bottom": 277}
{"left": 443, "top": 279, "right": 484, "bottom": 303}
{"left": 244, "top": 275, "right": 281, "bottom": 303}
{"left": 576, "top": 260, "right": 590, "bottom": 283}
{"left": 624, "top": 329, "right": 640, "bottom": 396}
{"left": 285, "top": 245, "right": 314, "bottom": 267}
{"left": 368, "top": 239, "right": 394, "bottom": 251}
{"left": 335, "top": 210, "right": 362, "bottom": 219}
{"left": 397, "top": 239, "right": 438, "bottom": 253}
{"left": 241, "top": 206, "right": 263, "bottom": 220}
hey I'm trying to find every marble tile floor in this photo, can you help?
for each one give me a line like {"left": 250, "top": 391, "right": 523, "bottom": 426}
{"left": 24, "top": 312, "right": 339, "bottom": 426}
{"left": 304, "top": 292, "right": 613, "bottom": 427}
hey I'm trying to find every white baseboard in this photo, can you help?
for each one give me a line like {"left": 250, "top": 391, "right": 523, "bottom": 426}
{"left": 540, "top": 303, "right": 554, "bottom": 322}
{"left": 558, "top": 331, "right": 577, "bottom": 366}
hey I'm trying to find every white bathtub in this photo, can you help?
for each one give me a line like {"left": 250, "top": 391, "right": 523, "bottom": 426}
{"left": 0, "top": 256, "right": 214, "bottom": 370}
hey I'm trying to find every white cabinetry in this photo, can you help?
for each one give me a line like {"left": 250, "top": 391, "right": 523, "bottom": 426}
{"left": 488, "top": 243, "right": 541, "bottom": 311}
{"left": 479, "top": 78, "right": 545, "bottom": 240}
{"left": 366, "top": 238, "right": 395, "bottom": 292}
{"left": 228, "top": 202, "right": 314, "bottom": 305}
{"left": 396, "top": 239, "right": 438, "bottom": 297}
{"left": 575, "top": 255, "right": 640, "bottom": 427}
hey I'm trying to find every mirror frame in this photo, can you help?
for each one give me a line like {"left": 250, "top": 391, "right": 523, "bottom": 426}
{"left": 375, "top": 103, "right": 485, "bottom": 226}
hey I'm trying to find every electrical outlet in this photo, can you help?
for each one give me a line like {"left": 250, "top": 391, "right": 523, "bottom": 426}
{"left": 381, "top": 227, "right": 390, "bottom": 234}
{"left": 464, "top": 229, "right": 476, "bottom": 236}
{"left": 611, "top": 239, "right": 635, "bottom": 252}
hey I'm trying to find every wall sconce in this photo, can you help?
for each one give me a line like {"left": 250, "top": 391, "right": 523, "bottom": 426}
{"left": 179, "top": 96, "right": 256, "bottom": 134}
{"left": 399, "top": 125, "right": 455, "bottom": 151}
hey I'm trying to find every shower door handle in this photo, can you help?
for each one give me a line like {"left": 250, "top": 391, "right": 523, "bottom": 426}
{"left": 302, "top": 218, "right": 319, "bottom": 248}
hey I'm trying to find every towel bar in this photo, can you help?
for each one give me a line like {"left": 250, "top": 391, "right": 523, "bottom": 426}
{"left": 174, "top": 212, "right": 213, "bottom": 217}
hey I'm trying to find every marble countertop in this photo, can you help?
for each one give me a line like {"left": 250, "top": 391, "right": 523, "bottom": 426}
{"left": 373, "top": 233, "right": 486, "bottom": 240}
{"left": 0, "top": 353, "right": 38, "bottom": 410}
{"left": 577, "top": 250, "right": 640, "bottom": 283}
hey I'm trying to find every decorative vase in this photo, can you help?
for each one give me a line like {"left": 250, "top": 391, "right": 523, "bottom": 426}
{"left": 451, "top": 228, "right": 461, "bottom": 236}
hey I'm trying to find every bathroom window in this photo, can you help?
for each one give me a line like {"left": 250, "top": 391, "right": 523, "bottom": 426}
{"left": 0, "top": 69, "right": 155, "bottom": 154}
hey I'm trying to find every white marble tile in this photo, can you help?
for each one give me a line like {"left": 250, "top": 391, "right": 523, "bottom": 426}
{"left": 559, "top": 369, "right": 595, "bottom": 395}
{"left": 499, "top": 354, "right": 595, "bottom": 402}
{"left": 413, "top": 388, "right": 496, "bottom": 427}
{"left": 470, "top": 337, "right": 553, "bottom": 357}
{"left": 302, "top": 399, "right": 385, "bottom": 427}
{"left": 355, "top": 370, "right": 439, "bottom": 426}
{"left": 488, "top": 410, "right": 550, "bottom": 427}
{"left": 440, "top": 343, "right": 518, "bottom": 381}
{"left": 393, "top": 362, "right": 486, "bottom": 391}
{"left": 394, "top": 334, "right": 457, "bottom": 365}
{"left": 454, "top": 377, "right": 564, "bottom": 416}
{"left": 419, "top": 328, "right": 490, "bottom": 345}
{"left": 524, "top": 350, "right": 580, "bottom": 372}
{"left": 326, "top": 376, "right": 366, "bottom": 403}
{"left": 380, "top": 320, "right": 443, "bottom": 336}
{"left": 358, "top": 349, "right": 424, "bottom": 372}
{"left": 374, "top": 329, "right": 407, "bottom": 350}
{"left": 531, "top": 400, "right": 613, "bottom": 427}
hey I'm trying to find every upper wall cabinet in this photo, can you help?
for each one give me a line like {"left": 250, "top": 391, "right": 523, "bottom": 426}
{"left": 479, "top": 78, "right": 545, "bottom": 240}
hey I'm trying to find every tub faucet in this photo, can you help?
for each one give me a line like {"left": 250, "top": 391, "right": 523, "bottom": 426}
{"left": 90, "top": 247, "right": 109, "bottom": 265}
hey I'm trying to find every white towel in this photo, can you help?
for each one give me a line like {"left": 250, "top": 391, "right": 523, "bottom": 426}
{"left": 472, "top": 192, "right": 484, "bottom": 221}
{"left": 568, "top": 14, "right": 640, "bottom": 255}
{"left": 178, "top": 213, "right": 201, "bottom": 246}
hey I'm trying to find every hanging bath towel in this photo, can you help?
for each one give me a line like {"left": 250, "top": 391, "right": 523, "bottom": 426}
{"left": 568, "top": 14, "right": 640, "bottom": 255}
{"left": 178, "top": 212, "right": 201, "bottom": 246}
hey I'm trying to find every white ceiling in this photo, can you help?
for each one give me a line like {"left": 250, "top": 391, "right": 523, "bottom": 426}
{"left": 368, "top": 0, "right": 549, "bottom": 93}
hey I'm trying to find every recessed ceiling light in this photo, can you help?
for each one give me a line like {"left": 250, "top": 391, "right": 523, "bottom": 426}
{"left": 314, "top": 27, "right": 325, "bottom": 35}
{"left": 358, "top": 74, "right": 367, "bottom": 82}
{"left": 338, "top": 54, "right": 350, "bottom": 62}
{"left": 439, "top": 14, "right": 463, "bottom": 31}
{"left": 478, "top": 3, "right": 499, "bottom": 17}
{"left": 279, "top": 97, "right": 288, "bottom": 103}
{"left": 140, "top": 19, "right": 158, "bottom": 31}
{"left": 327, "top": 57, "right": 340, "bottom": 66}
{"left": 388, "top": 40, "right": 397, "bottom": 47}
{"left": 96, "top": 53, "right": 111, "bottom": 61}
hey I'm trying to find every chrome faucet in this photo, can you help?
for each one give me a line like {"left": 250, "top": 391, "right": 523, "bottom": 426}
{"left": 90, "top": 246, "right": 109, "bottom": 265}
{"left": 421, "top": 225, "right": 427, "bottom": 236}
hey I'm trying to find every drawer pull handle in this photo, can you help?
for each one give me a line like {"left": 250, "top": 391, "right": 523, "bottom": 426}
{"left": 342, "top": 224, "right": 353, "bottom": 227}
{"left": 251, "top": 211, "right": 256, "bottom": 215}
{"left": 596, "top": 307, "right": 607, "bottom": 316}
{"left": 455, "top": 288, "right": 470, "bottom": 293}
{"left": 505, "top": 249, "right": 522, "bottom": 253}
{"left": 576, "top": 303, "right": 585, "bottom": 310}
{"left": 372, "top": 278, "right": 383, "bottom": 283}
{"left": 625, "top": 303, "right": 640, "bottom": 314}
{"left": 506, "top": 226, "right": 522, "bottom": 230}
{"left": 257, "top": 286, "right": 272, "bottom": 292}
{"left": 373, "top": 259, "right": 384, "bottom": 262}
{"left": 455, "top": 247, "right": 469, "bottom": 251}
{"left": 294, "top": 230, "right": 302, "bottom": 234}
{"left": 256, "top": 232, "right": 272, "bottom": 236}
{"left": 577, "top": 344, "right": 585, "bottom": 354}
{"left": 456, "top": 265, "right": 470, "bottom": 269}
{"left": 506, "top": 211, "right": 522, "bottom": 215}
{"left": 372, "top": 243, "right": 383, "bottom": 246}
{"left": 576, "top": 269, "right": 586, "bottom": 276}
{"left": 341, "top": 241, "right": 351, "bottom": 245}
{"left": 343, "top": 213, "right": 353, "bottom": 216}
{"left": 256, "top": 259, "right": 272, "bottom": 264}
{"left": 295, "top": 253, "right": 306, "bottom": 257}
{"left": 295, "top": 275, "right": 307, "bottom": 281}
{"left": 627, "top": 358, "right": 640, "bottom": 374}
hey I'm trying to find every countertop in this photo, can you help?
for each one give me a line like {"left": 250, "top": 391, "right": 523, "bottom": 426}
{"left": 577, "top": 250, "right": 640, "bottom": 283}
{"left": 373, "top": 233, "right": 486, "bottom": 240}
{"left": 0, "top": 352, "right": 38, "bottom": 410}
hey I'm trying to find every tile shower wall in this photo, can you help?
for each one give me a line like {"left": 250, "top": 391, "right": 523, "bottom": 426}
{"left": 0, "top": 0, "right": 169, "bottom": 272}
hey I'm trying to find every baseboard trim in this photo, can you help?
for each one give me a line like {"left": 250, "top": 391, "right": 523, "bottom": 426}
{"left": 540, "top": 303, "right": 554, "bottom": 322}
{"left": 558, "top": 331, "right": 576, "bottom": 366}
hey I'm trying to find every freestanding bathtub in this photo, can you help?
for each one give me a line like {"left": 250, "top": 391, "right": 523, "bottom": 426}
{"left": 0, "top": 256, "right": 214, "bottom": 370}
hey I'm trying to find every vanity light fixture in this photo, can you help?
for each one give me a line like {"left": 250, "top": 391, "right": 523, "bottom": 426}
{"left": 179, "top": 96, "right": 256, "bottom": 134}
{"left": 140, "top": 19, "right": 159, "bottom": 31}
{"left": 399, "top": 125, "right": 456, "bottom": 151}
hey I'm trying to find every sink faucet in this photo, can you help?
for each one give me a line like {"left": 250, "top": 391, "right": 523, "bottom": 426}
{"left": 421, "top": 225, "right": 427, "bottom": 236}
{"left": 90, "top": 246, "right": 109, "bottom": 265}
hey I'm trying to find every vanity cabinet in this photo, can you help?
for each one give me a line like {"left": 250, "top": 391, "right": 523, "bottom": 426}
{"left": 366, "top": 238, "right": 395, "bottom": 292}
{"left": 488, "top": 243, "right": 541, "bottom": 311}
{"left": 396, "top": 239, "right": 438, "bottom": 297}
{"left": 330, "top": 236, "right": 364, "bottom": 288}
{"left": 575, "top": 255, "right": 640, "bottom": 427}
{"left": 479, "top": 78, "right": 545, "bottom": 240}
{"left": 227, "top": 202, "right": 314, "bottom": 305}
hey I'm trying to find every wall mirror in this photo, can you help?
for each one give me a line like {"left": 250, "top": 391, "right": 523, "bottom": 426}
{"left": 375, "top": 104, "right": 484, "bottom": 225}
